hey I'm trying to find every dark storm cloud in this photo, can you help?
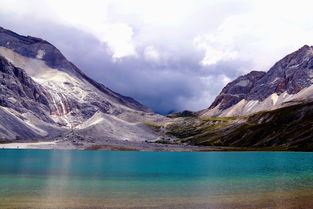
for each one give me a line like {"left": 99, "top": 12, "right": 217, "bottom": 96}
{"left": 0, "top": 14, "right": 252, "bottom": 114}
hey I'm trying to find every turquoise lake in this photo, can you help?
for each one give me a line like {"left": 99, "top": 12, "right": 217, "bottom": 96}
{"left": 1, "top": 150, "right": 313, "bottom": 208}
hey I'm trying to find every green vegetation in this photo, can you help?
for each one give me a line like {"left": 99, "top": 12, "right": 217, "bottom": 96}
{"left": 165, "top": 123, "right": 198, "bottom": 139}
{"left": 0, "top": 139, "right": 11, "bottom": 144}
{"left": 167, "top": 110, "right": 198, "bottom": 118}
{"left": 164, "top": 101, "right": 313, "bottom": 151}
{"left": 143, "top": 123, "right": 162, "bottom": 132}
{"left": 164, "top": 116, "right": 234, "bottom": 146}
{"left": 201, "top": 116, "right": 238, "bottom": 122}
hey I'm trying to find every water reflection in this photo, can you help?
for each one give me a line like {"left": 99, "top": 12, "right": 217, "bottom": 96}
{"left": 38, "top": 150, "right": 72, "bottom": 208}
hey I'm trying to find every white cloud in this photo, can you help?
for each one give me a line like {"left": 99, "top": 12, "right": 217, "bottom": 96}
{"left": 2, "top": 0, "right": 313, "bottom": 66}
{"left": 102, "top": 23, "right": 137, "bottom": 59}
{"left": 0, "top": 0, "right": 239, "bottom": 61}
{"left": 221, "top": 75, "right": 231, "bottom": 86}
{"left": 144, "top": 45, "right": 160, "bottom": 62}
{"left": 192, "top": 0, "right": 313, "bottom": 72}
{"left": 193, "top": 34, "right": 238, "bottom": 66}
{"left": 0, "top": 0, "right": 138, "bottom": 59}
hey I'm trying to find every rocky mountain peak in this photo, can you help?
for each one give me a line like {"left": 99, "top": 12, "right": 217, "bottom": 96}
{"left": 209, "top": 70, "right": 265, "bottom": 110}
{"left": 269, "top": 45, "right": 313, "bottom": 71}
{"left": 0, "top": 27, "right": 150, "bottom": 114}
{"left": 0, "top": 28, "right": 79, "bottom": 76}
{"left": 203, "top": 45, "right": 313, "bottom": 117}
{"left": 248, "top": 45, "right": 313, "bottom": 100}
{"left": 0, "top": 27, "right": 157, "bottom": 140}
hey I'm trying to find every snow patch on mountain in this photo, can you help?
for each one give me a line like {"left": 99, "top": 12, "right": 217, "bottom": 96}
{"left": 36, "top": 49, "right": 45, "bottom": 59}
{"left": 236, "top": 79, "right": 250, "bottom": 87}
{"left": 203, "top": 85, "right": 313, "bottom": 117}
{"left": 271, "top": 93, "right": 278, "bottom": 105}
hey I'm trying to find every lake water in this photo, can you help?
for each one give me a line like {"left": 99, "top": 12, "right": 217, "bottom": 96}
{"left": 1, "top": 150, "right": 313, "bottom": 208}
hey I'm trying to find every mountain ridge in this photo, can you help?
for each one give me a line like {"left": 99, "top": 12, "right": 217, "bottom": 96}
{"left": 0, "top": 26, "right": 162, "bottom": 142}
{"left": 0, "top": 27, "right": 150, "bottom": 113}
{"left": 201, "top": 45, "right": 313, "bottom": 117}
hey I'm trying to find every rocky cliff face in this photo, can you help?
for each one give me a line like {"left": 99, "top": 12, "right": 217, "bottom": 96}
{"left": 0, "top": 27, "right": 161, "bottom": 141}
{"left": 0, "top": 55, "right": 66, "bottom": 139}
{"left": 248, "top": 45, "right": 313, "bottom": 100}
{"left": 0, "top": 55, "right": 49, "bottom": 119}
{"left": 202, "top": 45, "right": 313, "bottom": 117}
{"left": 208, "top": 71, "right": 266, "bottom": 110}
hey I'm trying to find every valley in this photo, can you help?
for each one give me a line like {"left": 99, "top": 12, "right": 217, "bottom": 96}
{"left": 1, "top": 26, "right": 313, "bottom": 151}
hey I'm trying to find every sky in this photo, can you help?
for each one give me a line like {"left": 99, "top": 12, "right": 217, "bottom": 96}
{"left": 1, "top": 0, "right": 313, "bottom": 114}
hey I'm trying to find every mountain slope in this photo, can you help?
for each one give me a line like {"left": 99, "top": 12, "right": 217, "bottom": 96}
{"left": 202, "top": 45, "right": 313, "bottom": 117}
{"left": 0, "top": 27, "right": 162, "bottom": 142}
{"left": 164, "top": 101, "right": 313, "bottom": 151}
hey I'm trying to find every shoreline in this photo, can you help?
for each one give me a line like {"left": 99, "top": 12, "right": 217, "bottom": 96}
{"left": 0, "top": 141, "right": 60, "bottom": 149}
{"left": 0, "top": 140, "right": 302, "bottom": 152}
{"left": 0, "top": 140, "right": 224, "bottom": 151}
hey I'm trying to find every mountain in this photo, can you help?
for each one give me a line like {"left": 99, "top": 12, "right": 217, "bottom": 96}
{"left": 164, "top": 101, "right": 313, "bottom": 151}
{"left": 157, "top": 45, "right": 313, "bottom": 151}
{"left": 201, "top": 45, "right": 313, "bottom": 117}
{"left": 0, "top": 27, "right": 162, "bottom": 142}
{"left": 2, "top": 26, "right": 313, "bottom": 151}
